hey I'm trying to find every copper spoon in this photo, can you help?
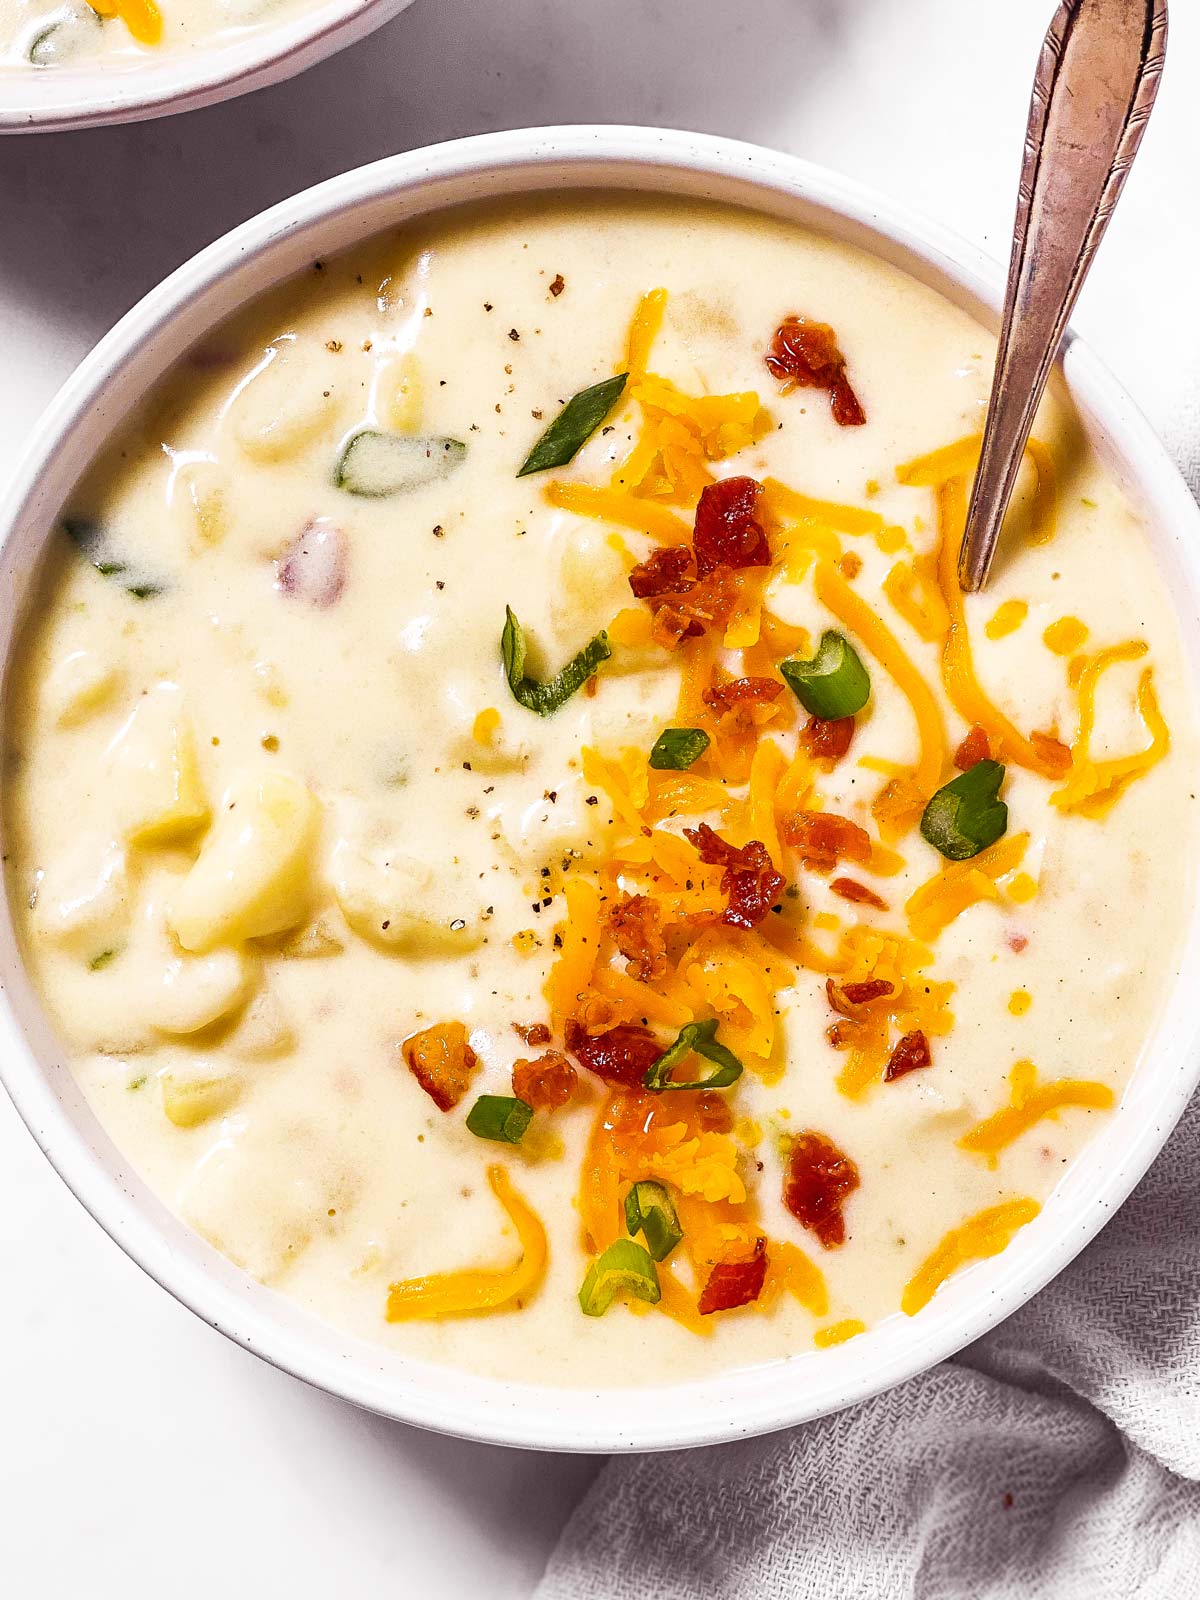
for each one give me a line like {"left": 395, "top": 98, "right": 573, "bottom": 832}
{"left": 958, "top": 0, "right": 1168, "bottom": 592}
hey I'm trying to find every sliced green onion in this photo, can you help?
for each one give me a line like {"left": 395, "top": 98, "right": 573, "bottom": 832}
{"left": 517, "top": 374, "right": 628, "bottom": 477}
{"left": 64, "top": 519, "right": 165, "bottom": 600}
{"left": 465, "top": 1094, "right": 534, "bottom": 1144}
{"left": 920, "top": 759, "right": 1008, "bottom": 860}
{"left": 501, "top": 606, "right": 611, "bottom": 716}
{"left": 643, "top": 1017, "right": 743, "bottom": 1092}
{"left": 578, "top": 1238, "right": 661, "bottom": 1317}
{"left": 334, "top": 430, "right": 466, "bottom": 497}
{"left": 624, "top": 1180, "right": 683, "bottom": 1261}
{"left": 649, "top": 727, "right": 710, "bottom": 771}
{"left": 781, "top": 629, "right": 870, "bottom": 718}
{"left": 88, "top": 948, "right": 118, "bottom": 972}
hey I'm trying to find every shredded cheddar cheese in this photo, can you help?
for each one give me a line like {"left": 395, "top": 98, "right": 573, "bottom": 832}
{"left": 90, "top": 0, "right": 163, "bottom": 42}
{"left": 986, "top": 599, "right": 1028, "bottom": 640}
{"left": 762, "top": 1241, "right": 829, "bottom": 1318}
{"left": 906, "top": 833, "right": 1030, "bottom": 942}
{"left": 385, "top": 1165, "right": 547, "bottom": 1320}
{"left": 813, "top": 1318, "right": 866, "bottom": 1347}
{"left": 932, "top": 473, "right": 1071, "bottom": 779}
{"left": 546, "top": 481, "right": 692, "bottom": 544}
{"left": 958, "top": 1059, "right": 1114, "bottom": 1167}
{"left": 813, "top": 559, "right": 948, "bottom": 801}
{"left": 1043, "top": 616, "right": 1089, "bottom": 656}
{"left": 1052, "top": 642, "right": 1170, "bottom": 817}
{"left": 901, "top": 1199, "right": 1041, "bottom": 1315}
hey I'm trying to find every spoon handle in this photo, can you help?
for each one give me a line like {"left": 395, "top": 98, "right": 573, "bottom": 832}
{"left": 958, "top": 0, "right": 1167, "bottom": 592}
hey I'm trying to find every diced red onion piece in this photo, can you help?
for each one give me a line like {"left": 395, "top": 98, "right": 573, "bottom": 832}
{"left": 275, "top": 518, "right": 346, "bottom": 608}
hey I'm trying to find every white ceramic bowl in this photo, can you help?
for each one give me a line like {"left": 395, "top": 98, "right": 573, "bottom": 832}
{"left": 0, "top": 0, "right": 414, "bottom": 133}
{"left": 2, "top": 126, "right": 1199, "bottom": 1452}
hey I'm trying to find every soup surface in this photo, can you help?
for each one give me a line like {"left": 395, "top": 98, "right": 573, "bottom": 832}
{"left": 6, "top": 195, "right": 1195, "bottom": 1385}
{"left": 1, "top": 0, "right": 316, "bottom": 69}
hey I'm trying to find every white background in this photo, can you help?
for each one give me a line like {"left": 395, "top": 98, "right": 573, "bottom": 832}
{"left": 2, "top": 1, "right": 1197, "bottom": 1594}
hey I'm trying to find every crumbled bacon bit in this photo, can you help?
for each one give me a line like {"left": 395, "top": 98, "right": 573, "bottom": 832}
{"left": 402, "top": 1021, "right": 478, "bottom": 1112}
{"left": 549, "top": 274, "right": 565, "bottom": 297}
{"left": 783, "top": 1131, "right": 860, "bottom": 1248}
{"left": 765, "top": 316, "right": 866, "bottom": 427}
{"left": 781, "top": 810, "right": 872, "bottom": 868}
{"left": 702, "top": 675, "right": 783, "bottom": 717}
{"left": 829, "top": 876, "right": 888, "bottom": 911}
{"left": 512, "top": 1050, "right": 578, "bottom": 1110}
{"left": 692, "top": 476, "right": 771, "bottom": 577}
{"left": 954, "top": 725, "right": 992, "bottom": 771}
{"left": 512, "top": 1021, "right": 552, "bottom": 1046}
{"left": 799, "top": 715, "right": 855, "bottom": 762}
{"left": 684, "top": 822, "right": 786, "bottom": 930}
{"left": 565, "top": 1019, "right": 663, "bottom": 1088}
{"left": 629, "top": 544, "right": 694, "bottom": 599}
{"left": 1007, "top": 932, "right": 1029, "bottom": 954}
{"left": 839, "top": 551, "right": 863, "bottom": 579}
{"left": 884, "top": 1029, "right": 932, "bottom": 1082}
{"left": 1030, "top": 730, "right": 1072, "bottom": 773}
{"left": 698, "top": 1238, "right": 768, "bottom": 1314}
{"left": 826, "top": 976, "right": 895, "bottom": 1019}
{"left": 649, "top": 566, "right": 739, "bottom": 648}
{"left": 691, "top": 1090, "right": 735, "bottom": 1133}
{"left": 606, "top": 893, "right": 668, "bottom": 982}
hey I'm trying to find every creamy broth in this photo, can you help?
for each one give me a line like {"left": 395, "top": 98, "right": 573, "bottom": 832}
{"left": 6, "top": 195, "right": 1195, "bottom": 1385}
{"left": 1, "top": 0, "right": 312, "bottom": 69}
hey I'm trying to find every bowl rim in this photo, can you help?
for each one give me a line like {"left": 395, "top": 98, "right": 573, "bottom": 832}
{"left": 3, "top": 124, "right": 1200, "bottom": 1453}
{"left": 0, "top": 0, "right": 413, "bottom": 133}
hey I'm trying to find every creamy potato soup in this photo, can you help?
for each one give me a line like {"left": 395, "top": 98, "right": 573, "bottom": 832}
{"left": 6, "top": 195, "right": 1195, "bottom": 1385}
{"left": 1, "top": 0, "right": 310, "bottom": 68}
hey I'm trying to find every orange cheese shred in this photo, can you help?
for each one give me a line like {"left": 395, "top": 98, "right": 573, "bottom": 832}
{"left": 898, "top": 432, "right": 1056, "bottom": 545}
{"left": 386, "top": 1165, "right": 548, "bottom": 1321}
{"left": 813, "top": 1318, "right": 866, "bottom": 1347}
{"left": 625, "top": 288, "right": 668, "bottom": 381}
{"left": 545, "top": 876, "right": 603, "bottom": 1028}
{"left": 546, "top": 481, "right": 692, "bottom": 544}
{"left": 905, "top": 832, "right": 1029, "bottom": 942}
{"left": 760, "top": 1239, "right": 829, "bottom": 1317}
{"left": 901, "top": 1198, "right": 1041, "bottom": 1316}
{"left": 958, "top": 1059, "right": 1114, "bottom": 1167}
{"left": 932, "top": 474, "right": 1071, "bottom": 778}
{"left": 1052, "top": 643, "right": 1170, "bottom": 817}
{"left": 813, "top": 558, "right": 948, "bottom": 801}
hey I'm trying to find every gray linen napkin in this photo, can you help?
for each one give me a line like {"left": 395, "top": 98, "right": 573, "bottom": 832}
{"left": 539, "top": 1088, "right": 1200, "bottom": 1598}
{"left": 539, "top": 413, "right": 1200, "bottom": 1599}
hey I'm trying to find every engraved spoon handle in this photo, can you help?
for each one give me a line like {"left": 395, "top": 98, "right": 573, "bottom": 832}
{"left": 958, "top": 0, "right": 1167, "bottom": 592}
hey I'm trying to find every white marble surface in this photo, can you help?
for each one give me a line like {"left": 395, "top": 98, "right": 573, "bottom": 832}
{"left": 2, "top": 1, "right": 1197, "bottom": 1594}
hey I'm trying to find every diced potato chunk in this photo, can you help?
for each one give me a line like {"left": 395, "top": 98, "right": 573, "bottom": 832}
{"left": 31, "top": 839, "right": 130, "bottom": 957}
{"left": 147, "top": 946, "right": 254, "bottom": 1036}
{"left": 227, "top": 985, "right": 295, "bottom": 1061}
{"left": 160, "top": 1062, "right": 242, "bottom": 1128}
{"left": 172, "top": 458, "right": 228, "bottom": 548}
{"left": 274, "top": 919, "right": 344, "bottom": 958}
{"left": 331, "top": 838, "right": 484, "bottom": 955}
{"left": 170, "top": 770, "right": 320, "bottom": 952}
{"left": 46, "top": 649, "right": 120, "bottom": 728}
{"left": 229, "top": 342, "right": 342, "bottom": 463}
{"left": 107, "top": 683, "right": 209, "bottom": 846}
{"left": 552, "top": 526, "right": 632, "bottom": 649}
{"left": 180, "top": 1120, "right": 358, "bottom": 1281}
{"left": 377, "top": 350, "right": 424, "bottom": 431}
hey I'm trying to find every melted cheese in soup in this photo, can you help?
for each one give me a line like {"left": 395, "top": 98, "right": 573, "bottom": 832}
{"left": 5, "top": 195, "right": 1196, "bottom": 1384}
